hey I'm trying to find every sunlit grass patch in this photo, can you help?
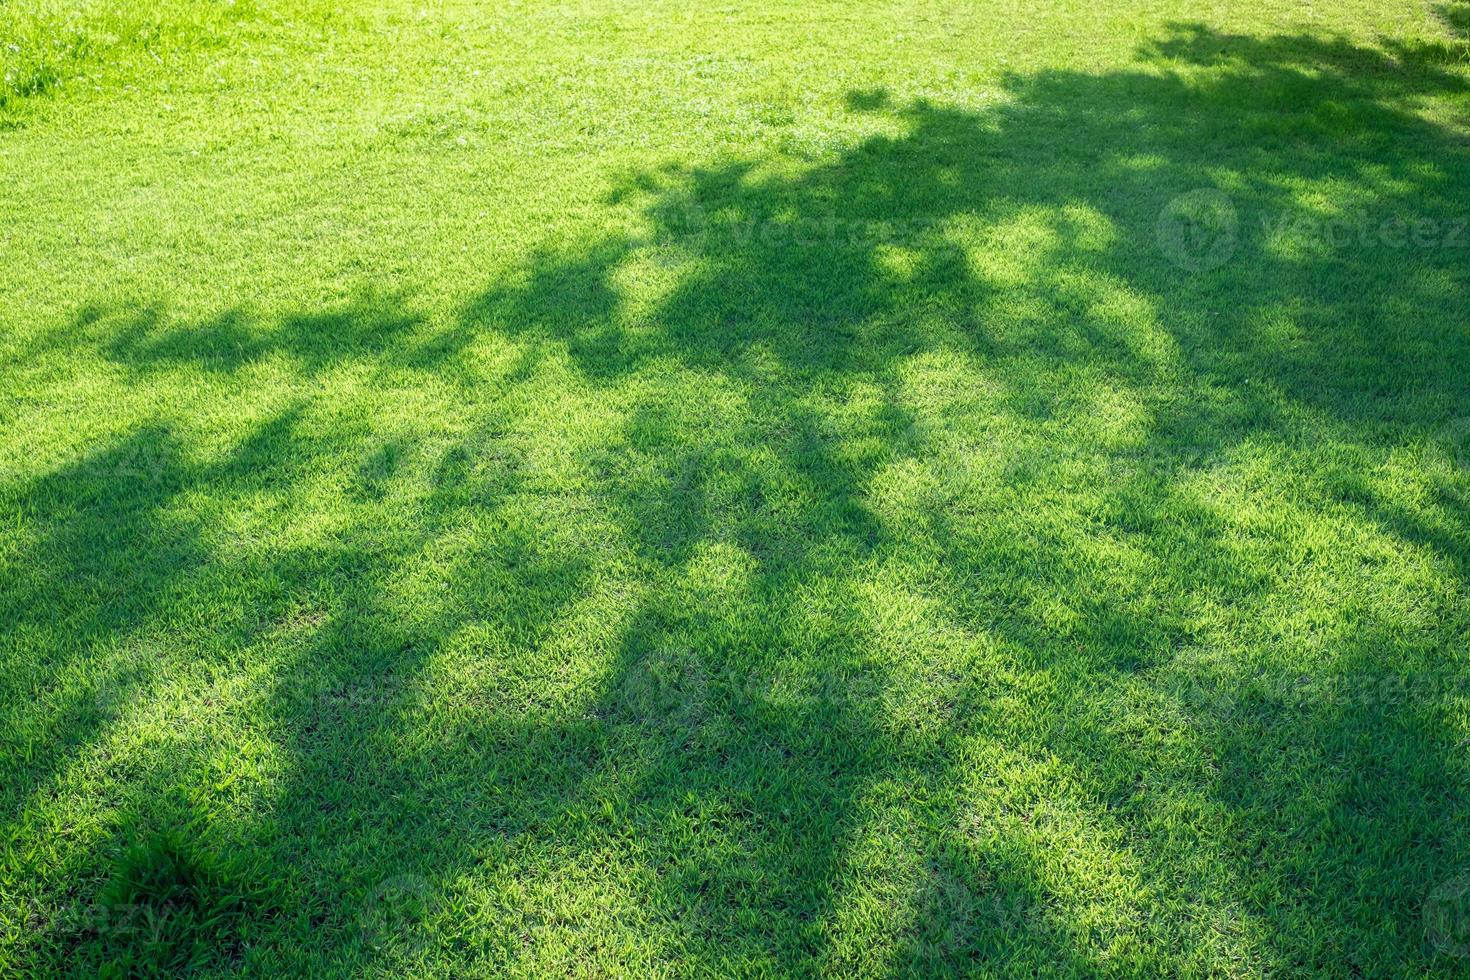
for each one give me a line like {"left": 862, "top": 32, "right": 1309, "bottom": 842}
{"left": 2, "top": 0, "right": 1469, "bottom": 975}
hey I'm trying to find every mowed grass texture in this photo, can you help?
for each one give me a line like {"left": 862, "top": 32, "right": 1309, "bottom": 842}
{"left": 2, "top": 0, "right": 1470, "bottom": 974}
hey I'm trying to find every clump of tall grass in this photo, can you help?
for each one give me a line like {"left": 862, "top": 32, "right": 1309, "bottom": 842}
{"left": 1, "top": 0, "right": 261, "bottom": 114}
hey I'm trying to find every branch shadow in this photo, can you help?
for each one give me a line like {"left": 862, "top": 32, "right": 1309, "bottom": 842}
{"left": 6, "top": 19, "right": 1469, "bottom": 976}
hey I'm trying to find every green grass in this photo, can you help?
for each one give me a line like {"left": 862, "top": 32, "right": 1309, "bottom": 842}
{"left": 0, "top": 0, "right": 318, "bottom": 119}
{"left": 2, "top": 0, "right": 1469, "bottom": 975}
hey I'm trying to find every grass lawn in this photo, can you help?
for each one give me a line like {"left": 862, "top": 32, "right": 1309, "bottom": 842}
{"left": 2, "top": 0, "right": 1470, "bottom": 974}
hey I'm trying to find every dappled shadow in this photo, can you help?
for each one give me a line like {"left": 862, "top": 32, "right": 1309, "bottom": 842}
{"left": 5, "top": 19, "right": 1470, "bottom": 976}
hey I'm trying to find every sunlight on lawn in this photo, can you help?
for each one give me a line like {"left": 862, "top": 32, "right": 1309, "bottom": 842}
{"left": 2, "top": 2, "right": 1468, "bottom": 975}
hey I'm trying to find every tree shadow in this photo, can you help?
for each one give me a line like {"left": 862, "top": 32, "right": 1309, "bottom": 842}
{"left": 6, "top": 19, "right": 1470, "bottom": 976}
